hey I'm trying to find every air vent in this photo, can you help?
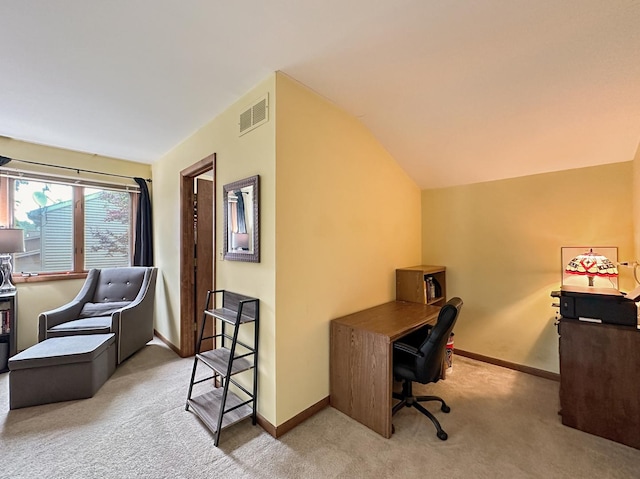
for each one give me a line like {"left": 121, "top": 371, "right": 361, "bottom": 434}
{"left": 239, "top": 109, "right": 252, "bottom": 133}
{"left": 239, "top": 94, "right": 269, "bottom": 136}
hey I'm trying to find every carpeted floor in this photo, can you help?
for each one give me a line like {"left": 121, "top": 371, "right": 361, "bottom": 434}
{"left": 1, "top": 338, "right": 639, "bottom": 479}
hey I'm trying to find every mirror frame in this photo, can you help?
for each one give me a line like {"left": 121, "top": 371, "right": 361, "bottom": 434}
{"left": 223, "top": 175, "right": 260, "bottom": 262}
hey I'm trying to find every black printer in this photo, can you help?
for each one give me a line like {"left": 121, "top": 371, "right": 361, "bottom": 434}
{"left": 551, "top": 285, "right": 640, "bottom": 327}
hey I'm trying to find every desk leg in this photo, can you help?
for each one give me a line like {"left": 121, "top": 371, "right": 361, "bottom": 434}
{"left": 330, "top": 323, "right": 392, "bottom": 438}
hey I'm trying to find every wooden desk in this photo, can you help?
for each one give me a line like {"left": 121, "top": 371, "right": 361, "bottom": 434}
{"left": 559, "top": 318, "right": 640, "bottom": 449}
{"left": 330, "top": 301, "right": 440, "bottom": 438}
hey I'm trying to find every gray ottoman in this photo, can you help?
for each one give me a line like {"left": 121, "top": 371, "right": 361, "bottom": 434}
{"left": 8, "top": 333, "right": 116, "bottom": 409}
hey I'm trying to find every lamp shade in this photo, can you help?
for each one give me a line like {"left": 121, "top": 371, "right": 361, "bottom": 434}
{"left": 0, "top": 228, "right": 25, "bottom": 254}
{"left": 565, "top": 248, "right": 618, "bottom": 286}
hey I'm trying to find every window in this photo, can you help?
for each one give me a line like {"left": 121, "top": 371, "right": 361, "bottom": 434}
{"left": 1, "top": 173, "right": 138, "bottom": 278}
{"left": 83, "top": 188, "right": 132, "bottom": 269}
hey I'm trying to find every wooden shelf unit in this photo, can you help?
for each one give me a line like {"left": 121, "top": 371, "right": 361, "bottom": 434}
{"left": 396, "top": 265, "right": 446, "bottom": 307}
{"left": 0, "top": 291, "right": 17, "bottom": 374}
{"left": 185, "top": 290, "right": 259, "bottom": 447}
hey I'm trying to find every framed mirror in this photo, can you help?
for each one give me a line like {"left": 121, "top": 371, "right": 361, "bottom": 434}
{"left": 223, "top": 175, "right": 259, "bottom": 262}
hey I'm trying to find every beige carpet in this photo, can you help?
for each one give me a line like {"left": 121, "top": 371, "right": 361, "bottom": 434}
{"left": 1, "top": 338, "right": 639, "bottom": 479}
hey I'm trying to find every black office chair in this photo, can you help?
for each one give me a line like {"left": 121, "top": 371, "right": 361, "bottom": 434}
{"left": 392, "top": 297, "right": 463, "bottom": 440}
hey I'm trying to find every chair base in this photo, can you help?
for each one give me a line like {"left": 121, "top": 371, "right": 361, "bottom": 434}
{"left": 392, "top": 379, "right": 450, "bottom": 440}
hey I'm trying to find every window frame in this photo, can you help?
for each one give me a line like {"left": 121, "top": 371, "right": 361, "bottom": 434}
{"left": 0, "top": 171, "right": 139, "bottom": 283}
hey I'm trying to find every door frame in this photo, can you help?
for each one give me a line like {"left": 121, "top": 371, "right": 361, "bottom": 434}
{"left": 179, "top": 153, "right": 216, "bottom": 357}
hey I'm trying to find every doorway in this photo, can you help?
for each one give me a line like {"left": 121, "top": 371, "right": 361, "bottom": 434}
{"left": 179, "top": 153, "right": 215, "bottom": 357}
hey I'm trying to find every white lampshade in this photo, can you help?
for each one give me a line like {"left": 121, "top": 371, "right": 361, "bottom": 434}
{"left": 0, "top": 228, "right": 25, "bottom": 254}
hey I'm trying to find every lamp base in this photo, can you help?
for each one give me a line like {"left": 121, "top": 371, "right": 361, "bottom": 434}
{"left": 0, "top": 254, "right": 16, "bottom": 292}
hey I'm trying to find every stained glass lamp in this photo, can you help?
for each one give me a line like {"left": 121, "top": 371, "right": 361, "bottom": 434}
{"left": 565, "top": 248, "right": 618, "bottom": 287}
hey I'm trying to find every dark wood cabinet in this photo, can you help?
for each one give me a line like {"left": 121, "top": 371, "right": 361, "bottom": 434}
{"left": 0, "top": 291, "right": 17, "bottom": 373}
{"left": 559, "top": 318, "right": 640, "bottom": 449}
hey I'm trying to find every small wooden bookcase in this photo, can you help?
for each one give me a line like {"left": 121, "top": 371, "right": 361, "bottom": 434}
{"left": 396, "top": 265, "right": 446, "bottom": 307}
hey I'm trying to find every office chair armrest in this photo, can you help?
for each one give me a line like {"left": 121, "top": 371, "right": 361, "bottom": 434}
{"left": 393, "top": 341, "right": 424, "bottom": 357}
{"left": 400, "top": 323, "right": 433, "bottom": 348}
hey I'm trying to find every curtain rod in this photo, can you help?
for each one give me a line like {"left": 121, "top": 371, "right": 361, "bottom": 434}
{"left": 0, "top": 155, "right": 151, "bottom": 183}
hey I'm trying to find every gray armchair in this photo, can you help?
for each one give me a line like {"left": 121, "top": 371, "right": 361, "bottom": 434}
{"left": 38, "top": 267, "right": 158, "bottom": 364}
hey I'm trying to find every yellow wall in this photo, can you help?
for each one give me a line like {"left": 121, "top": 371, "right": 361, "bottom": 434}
{"left": 152, "top": 75, "right": 277, "bottom": 422}
{"left": 0, "top": 137, "right": 151, "bottom": 349}
{"left": 422, "top": 162, "right": 634, "bottom": 373}
{"left": 274, "top": 73, "right": 422, "bottom": 424}
{"left": 0, "top": 137, "right": 150, "bottom": 186}
{"left": 633, "top": 142, "right": 640, "bottom": 259}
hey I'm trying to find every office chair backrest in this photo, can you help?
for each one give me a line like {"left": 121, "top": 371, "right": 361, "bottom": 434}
{"left": 415, "top": 297, "right": 463, "bottom": 383}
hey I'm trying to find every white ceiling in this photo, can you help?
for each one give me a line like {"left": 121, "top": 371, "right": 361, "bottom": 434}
{"left": 0, "top": 0, "right": 638, "bottom": 188}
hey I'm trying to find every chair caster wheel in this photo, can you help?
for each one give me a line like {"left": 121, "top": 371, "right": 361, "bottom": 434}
{"left": 441, "top": 404, "right": 450, "bottom": 413}
{"left": 437, "top": 430, "right": 448, "bottom": 441}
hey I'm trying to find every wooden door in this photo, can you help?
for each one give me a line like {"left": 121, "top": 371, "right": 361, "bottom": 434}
{"left": 179, "top": 154, "right": 214, "bottom": 358}
{"left": 195, "top": 178, "right": 214, "bottom": 351}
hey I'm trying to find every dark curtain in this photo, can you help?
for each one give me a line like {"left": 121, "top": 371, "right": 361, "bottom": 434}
{"left": 234, "top": 190, "right": 247, "bottom": 234}
{"left": 133, "top": 177, "right": 154, "bottom": 266}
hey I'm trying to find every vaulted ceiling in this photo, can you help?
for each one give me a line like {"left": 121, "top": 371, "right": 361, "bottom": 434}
{"left": 0, "top": 1, "right": 638, "bottom": 188}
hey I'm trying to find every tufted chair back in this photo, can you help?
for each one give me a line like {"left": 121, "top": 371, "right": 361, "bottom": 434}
{"left": 91, "top": 268, "right": 147, "bottom": 303}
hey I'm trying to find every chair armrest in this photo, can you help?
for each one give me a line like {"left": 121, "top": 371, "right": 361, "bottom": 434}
{"left": 38, "top": 269, "right": 100, "bottom": 342}
{"left": 400, "top": 323, "right": 433, "bottom": 348}
{"left": 116, "top": 269, "right": 156, "bottom": 317}
{"left": 115, "top": 294, "right": 146, "bottom": 314}
{"left": 393, "top": 341, "right": 424, "bottom": 357}
{"left": 112, "top": 268, "right": 157, "bottom": 363}
{"left": 38, "top": 300, "right": 84, "bottom": 341}
{"left": 111, "top": 286, "right": 153, "bottom": 331}
{"left": 111, "top": 268, "right": 157, "bottom": 318}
